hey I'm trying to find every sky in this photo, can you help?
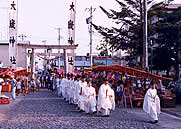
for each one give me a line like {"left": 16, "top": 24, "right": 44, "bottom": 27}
{"left": 0, "top": 0, "right": 180, "bottom": 55}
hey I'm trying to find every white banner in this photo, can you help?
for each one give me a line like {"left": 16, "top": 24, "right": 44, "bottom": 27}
{"left": 67, "top": 0, "right": 76, "bottom": 72}
{"left": 9, "top": 0, "right": 18, "bottom": 69}
{"left": 68, "top": 0, "right": 75, "bottom": 45}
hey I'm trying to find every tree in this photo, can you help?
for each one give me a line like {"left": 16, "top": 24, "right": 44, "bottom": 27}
{"left": 93, "top": 0, "right": 171, "bottom": 68}
{"left": 152, "top": 6, "right": 181, "bottom": 79}
{"left": 96, "top": 40, "right": 108, "bottom": 56}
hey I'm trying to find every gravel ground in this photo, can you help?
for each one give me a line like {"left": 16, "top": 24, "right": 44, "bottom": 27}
{"left": 0, "top": 89, "right": 181, "bottom": 129}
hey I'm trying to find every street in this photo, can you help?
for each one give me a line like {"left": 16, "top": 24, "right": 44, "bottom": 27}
{"left": 0, "top": 89, "right": 181, "bottom": 129}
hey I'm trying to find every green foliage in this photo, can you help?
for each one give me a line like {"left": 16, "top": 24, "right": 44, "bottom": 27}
{"left": 96, "top": 38, "right": 109, "bottom": 56}
{"left": 152, "top": 7, "right": 181, "bottom": 75}
{"left": 93, "top": 0, "right": 171, "bottom": 68}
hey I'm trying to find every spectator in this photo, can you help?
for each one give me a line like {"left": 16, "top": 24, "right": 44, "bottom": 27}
{"left": 36, "top": 76, "right": 41, "bottom": 92}
{"left": 21, "top": 80, "right": 25, "bottom": 96}
{"left": 30, "top": 78, "right": 36, "bottom": 93}
{"left": 16, "top": 78, "right": 21, "bottom": 96}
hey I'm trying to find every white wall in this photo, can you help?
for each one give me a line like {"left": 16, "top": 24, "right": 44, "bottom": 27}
{"left": 0, "top": 44, "right": 27, "bottom": 68}
{"left": 0, "top": 45, "right": 11, "bottom": 67}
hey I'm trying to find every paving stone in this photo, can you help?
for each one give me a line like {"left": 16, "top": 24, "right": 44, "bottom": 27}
{"left": 0, "top": 89, "right": 181, "bottom": 129}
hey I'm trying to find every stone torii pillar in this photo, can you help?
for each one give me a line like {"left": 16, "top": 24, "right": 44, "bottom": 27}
{"left": 64, "top": 49, "right": 67, "bottom": 74}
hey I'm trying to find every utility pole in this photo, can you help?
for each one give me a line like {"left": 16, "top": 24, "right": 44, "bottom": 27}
{"left": 143, "top": 0, "right": 148, "bottom": 71}
{"left": 42, "top": 40, "right": 46, "bottom": 72}
{"left": 63, "top": 49, "right": 67, "bottom": 73}
{"left": 90, "top": 6, "right": 93, "bottom": 67}
{"left": 86, "top": 6, "right": 96, "bottom": 67}
{"left": 57, "top": 27, "right": 61, "bottom": 69}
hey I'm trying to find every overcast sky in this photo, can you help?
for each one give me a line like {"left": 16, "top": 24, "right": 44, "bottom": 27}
{"left": 0, "top": 0, "right": 180, "bottom": 55}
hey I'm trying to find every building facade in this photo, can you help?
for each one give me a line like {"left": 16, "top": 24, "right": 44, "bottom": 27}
{"left": 0, "top": 40, "right": 30, "bottom": 68}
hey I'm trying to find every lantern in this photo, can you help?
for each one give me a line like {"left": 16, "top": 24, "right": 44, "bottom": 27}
{"left": 122, "top": 76, "right": 126, "bottom": 80}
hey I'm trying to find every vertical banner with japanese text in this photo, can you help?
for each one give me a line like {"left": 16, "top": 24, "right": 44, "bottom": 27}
{"left": 67, "top": 0, "right": 76, "bottom": 72}
{"left": 68, "top": 0, "right": 76, "bottom": 45}
{"left": 9, "top": 0, "right": 18, "bottom": 69}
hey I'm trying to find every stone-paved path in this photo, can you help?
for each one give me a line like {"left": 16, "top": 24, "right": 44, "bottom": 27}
{"left": 0, "top": 89, "right": 181, "bottom": 129}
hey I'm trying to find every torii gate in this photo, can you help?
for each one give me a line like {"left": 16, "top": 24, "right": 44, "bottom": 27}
{"left": 19, "top": 44, "right": 78, "bottom": 74}
{"left": 8, "top": 0, "right": 77, "bottom": 73}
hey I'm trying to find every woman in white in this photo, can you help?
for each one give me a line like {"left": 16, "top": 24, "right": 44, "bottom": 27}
{"left": 143, "top": 80, "right": 160, "bottom": 124}
{"left": 97, "top": 79, "right": 115, "bottom": 117}
{"left": 85, "top": 79, "right": 97, "bottom": 114}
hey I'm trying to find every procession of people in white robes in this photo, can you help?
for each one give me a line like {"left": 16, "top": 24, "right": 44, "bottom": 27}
{"left": 57, "top": 74, "right": 115, "bottom": 116}
{"left": 56, "top": 73, "right": 161, "bottom": 122}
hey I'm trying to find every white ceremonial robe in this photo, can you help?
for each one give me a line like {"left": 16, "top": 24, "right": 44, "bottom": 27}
{"left": 59, "top": 78, "right": 62, "bottom": 94}
{"left": 66, "top": 79, "right": 72, "bottom": 102}
{"left": 85, "top": 86, "right": 97, "bottom": 113}
{"left": 74, "top": 80, "right": 81, "bottom": 104}
{"left": 53, "top": 78, "right": 56, "bottom": 90}
{"left": 69, "top": 79, "right": 75, "bottom": 104}
{"left": 60, "top": 78, "right": 68, "bottom": 98}
{"left": 78, "top": 81, "right": 87, "bottom": 111}
{"left": 56, "top": 78, "right": 60, "bottom": 96}
{"left": 143, "top": 88, "right": 160, "bottom": 122}
{"left": 97, "top": 84, "right": 115, "bottom": 116}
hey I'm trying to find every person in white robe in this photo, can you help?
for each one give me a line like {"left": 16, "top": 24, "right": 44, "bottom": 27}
{"left": 53, "top": 75, "right": 57, "bottom": 93}
{"left": 60, "top": 74, "right": 68, "bottom": 99}
{"left": 72, "top": 77, "right": 77, "bottom": 104}
{"left": 143, "top": 80, "right": 160, "bottom": 124}
{"left": 85, "top": 79, "right": 97, "bottom": 114}
{"left": 74, "top": 75, "right": 81, "bottom": 105}
{"left": 69, "top": 74, "right": 75, "bottom": 104}
{"left": 56, "top": 75, "right": 60, "bottom": 96}
{"left": 78, "top": 75, "right": 87, "bottom": 112}
{"left": 65, "top": 74, "right": 71, "bottom": 102}
{"left": 97, "top": 79, "right": 115, "bottom": 117}
{"left": 11, "top": 76, "right": 17, "bottom": 100}
{"left": 59, "top": 75, "right": 62, "bottom": 96}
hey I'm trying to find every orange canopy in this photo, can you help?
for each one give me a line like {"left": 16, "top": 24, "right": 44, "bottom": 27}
{"left": 88, "top": 65, "right": 172, "bottom": 80}
{"left": 13, "top": 69, "right": 27, "bottom": 75}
